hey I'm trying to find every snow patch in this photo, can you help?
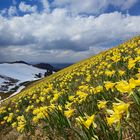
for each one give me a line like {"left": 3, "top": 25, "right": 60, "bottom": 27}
{"left": 0, "top": 86, "right": 25, "bottom": 104}
{"left": 0, "top": 63, "right": 46, "bottom": 93}
{"left": 0, "top": 63, "right": 46, "bottom": 82}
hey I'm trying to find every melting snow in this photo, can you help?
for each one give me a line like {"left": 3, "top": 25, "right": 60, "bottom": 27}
{"left": 0, "top": 63, "right": 46, "bottom": 82}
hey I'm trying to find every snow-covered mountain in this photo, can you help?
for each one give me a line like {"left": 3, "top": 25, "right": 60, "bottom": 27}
{"left": 0, "top": 63, "right": 46, "bottom": 93}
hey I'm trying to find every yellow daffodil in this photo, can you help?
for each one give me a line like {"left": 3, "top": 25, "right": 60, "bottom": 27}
{"left": 128, "top": 58, "right": 136, "bottom": 69}
{"left": 64, "top": 109, "right": 75, "bottom": 118}
{"left": 98, "top": 100, "right": 107, "bottom": 109}
{"left": 106, "top": 101, "right": 130, "bottom": 126}
{"left": 76, "top": 114, "right": 96, "bottom": 129}
{"left": 104, "top": 81, "right": 115, "bottom": 91}
{"left": 115, "top": 80, "right": 132, "bottom": 93}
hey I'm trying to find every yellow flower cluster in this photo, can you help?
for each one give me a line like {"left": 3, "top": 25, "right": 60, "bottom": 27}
{"left": 106, "top": 101, "right": 130, "bottom": 126}
{"left": 0, "top": 35, "right": 140, "bottom": 139}
{"left": 4, "top": 113, "right": 14, "bottom": 123}
{"left": 33, "top": 106, "right": 48, "bottom": 123}
{"left": 16, "top": 115, "right": 26, "bottom": 132}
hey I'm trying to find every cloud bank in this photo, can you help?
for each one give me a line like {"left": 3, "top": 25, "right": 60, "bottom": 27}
{"left": 0, "top": 0, "right": 140, "bottom": 63}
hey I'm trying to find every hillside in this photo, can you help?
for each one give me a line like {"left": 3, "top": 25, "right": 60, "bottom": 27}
{"left": 0, "top": 36, "right": 140, "bottom": 140}
{"left": 0, "top": 62, "right": 60, "bottom": 101}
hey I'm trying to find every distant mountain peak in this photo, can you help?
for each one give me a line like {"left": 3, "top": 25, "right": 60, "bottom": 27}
{"left": 9, "top": 61, "right": 30, "bottom": 65}
{"left": 34, "top": 63, "right": 59, "bottom": 72}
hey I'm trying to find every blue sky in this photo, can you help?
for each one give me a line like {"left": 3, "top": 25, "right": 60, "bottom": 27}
{"left": 0, "top": 0, "right": 140, "bottom": 15}
{"left": 0, "top": 0, "right": 140, "bottom": 63}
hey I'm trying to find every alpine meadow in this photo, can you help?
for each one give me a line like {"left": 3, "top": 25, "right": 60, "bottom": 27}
{"left": 0, "top": 36, "right": 140, "bottom": 140}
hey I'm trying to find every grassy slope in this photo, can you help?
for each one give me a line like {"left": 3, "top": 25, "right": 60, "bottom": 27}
{"left": 0, "top": 35, "right": 140, "bottom": 140}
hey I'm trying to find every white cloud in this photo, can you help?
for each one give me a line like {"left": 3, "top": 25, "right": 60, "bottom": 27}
{"left": 123, "top": 0, "right": 138, "bottom": 10}
{"left": 41, "top": 0, "right": 50, "bottom": 12}
{"left": 19, "top": 2, "right": 37, "bottom": 13}
{"left": 52, "top": 0, "right": 108, "bottom": 14}
{"left": 0, "top": 9, "right": 7, "bottom": 16}
{"left": 52, "top": 0, "right": 138, "bottom": 14}
{"left": 111, "top": 0, "right": 138, "bottom": 10}
{"left": 0, "top": 6, "right": 17, "bottom": 17}
{"left": 0, "top": 8, "right": 140, "bottom": 62}
{"left": 8, "top": 6, "right": 17, "bottom": 16}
